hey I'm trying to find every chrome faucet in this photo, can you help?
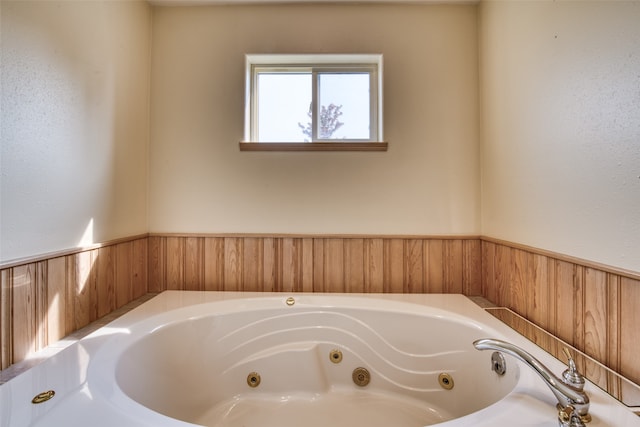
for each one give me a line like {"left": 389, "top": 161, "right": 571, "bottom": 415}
{"left": 473, "top": 338, "right": 591, "bottom": 427}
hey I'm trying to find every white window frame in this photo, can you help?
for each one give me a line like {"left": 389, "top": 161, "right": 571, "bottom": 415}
{"left": 243, "top": 54, "right": 384, "bottom": 147}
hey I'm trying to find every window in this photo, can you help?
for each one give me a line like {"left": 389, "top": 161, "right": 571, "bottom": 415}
{"left": 241, "top": 54, "right": 386, "bottom": 151}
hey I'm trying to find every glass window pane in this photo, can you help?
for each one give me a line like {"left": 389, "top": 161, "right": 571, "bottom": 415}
{"left": 257, "top": 73, "right": 311, "bottom": 142}
{"left": 317, "top": 73, "right": 370, "bottom": 140}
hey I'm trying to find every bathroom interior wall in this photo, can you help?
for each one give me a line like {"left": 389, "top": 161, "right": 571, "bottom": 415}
{"left": 479, "top": 0, "right": 640, "bottom": 273}
{"left": 0, "top": 0, "right": 152, "bottom": 263}
{"left": 4, "top": 0, "right": 638, "bottom": 276}
{"left": 148, "top": 3, "right": 481, "bottom": 237}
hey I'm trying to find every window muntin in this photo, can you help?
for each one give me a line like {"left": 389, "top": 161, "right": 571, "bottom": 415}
{"left": 245, "top": 54, "right": 383, "bottom": 144}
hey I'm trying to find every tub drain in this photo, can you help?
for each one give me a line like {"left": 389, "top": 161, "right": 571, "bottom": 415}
{"left": 352, "top": 367, "right": 370, "bottom": 387}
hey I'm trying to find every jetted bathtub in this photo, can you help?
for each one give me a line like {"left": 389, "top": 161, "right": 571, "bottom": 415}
{"left": 1, "top": 291, "right": 639, "bottom": 427}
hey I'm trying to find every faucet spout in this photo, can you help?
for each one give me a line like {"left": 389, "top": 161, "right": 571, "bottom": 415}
{"left": 473, "top": 338, "right": 590, "bottom": 422}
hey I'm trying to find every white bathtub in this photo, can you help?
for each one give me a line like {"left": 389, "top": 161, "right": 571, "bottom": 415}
{"left": 1, "top": 292, "right": 639, "bottom": 427}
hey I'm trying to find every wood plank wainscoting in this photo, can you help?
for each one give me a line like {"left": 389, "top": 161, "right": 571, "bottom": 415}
{"left": 0, "top": 236, "right": 148, "bottom": 370}
{"left": 147, "top": 235, "right": 482, "bottom": 295}
{"left": 482, "top": 237, "right": 640, "bottom": 403}
{"left": 1, "top": 233, "right": 639, "bottom": 399}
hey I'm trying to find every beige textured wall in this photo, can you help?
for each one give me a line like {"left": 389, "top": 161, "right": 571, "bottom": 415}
{"left": 0, "top": 0, "right": 152, "bottom": 262}
{"left": 149, "top": 4, "right": 480, "bottom": 236}
{"left": 479, "top": 0, "right": 640, "bottom": 272}
{"left": 6, "top": 0, "right": 636, "bottom": 276}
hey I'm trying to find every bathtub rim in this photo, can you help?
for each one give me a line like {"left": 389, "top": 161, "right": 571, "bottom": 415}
{"left": 88, "top": 292, "right": 520, "bottom": 426}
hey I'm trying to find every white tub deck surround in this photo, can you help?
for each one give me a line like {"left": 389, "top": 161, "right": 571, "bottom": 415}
{"left": 1, "top": 292, "right": 639, "bottom": 427}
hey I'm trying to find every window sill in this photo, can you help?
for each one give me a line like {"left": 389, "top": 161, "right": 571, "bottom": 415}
{"left": 239, "top": 142, "right": 388, "bottom": 152}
